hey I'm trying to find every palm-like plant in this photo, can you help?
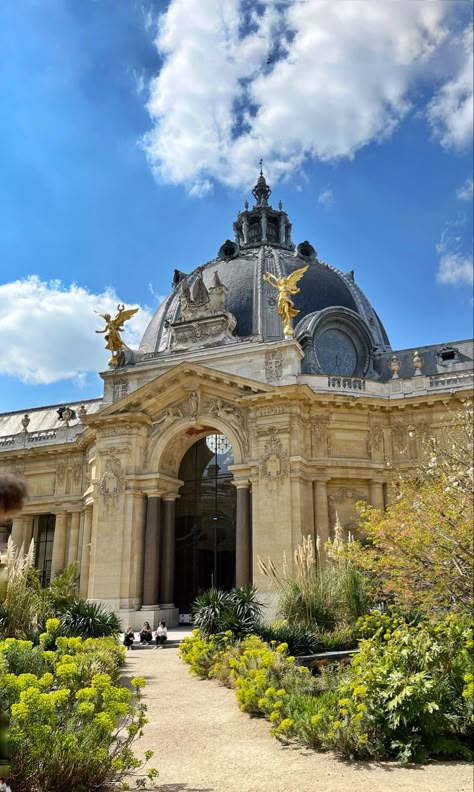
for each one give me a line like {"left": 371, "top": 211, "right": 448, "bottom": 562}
{"left": 59, "top": 600, "right": 121, "bottom": 638}
{"left": 192, "top": 584, "right": 263, "bottom": 637}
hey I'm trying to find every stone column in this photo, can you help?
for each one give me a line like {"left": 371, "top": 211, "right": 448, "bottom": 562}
{"left": 159, "top": 496, "right": 176, "bottom": 606}
{"left": 22, "top": 516, "right": 34, "bottom": 550}
{"left": 314, "top": 479, "right": 330, "bottom": 554}
{"left": 235, "top": 482, "right": 251, "bottom": 587}
{"left": 142, "top": 496, "right": 161, "bottom": 607}
{"left": 10, "top": 515, "right": 25, "bottom": 549}
{"left": 67, "top": 511, "right": 81, "bottom": 566}
{"left": 50, "top": 512, "right": 68, "bottom": 579}
{"left": 370, "top": 480, "right": 385, "bottom": 511}
{"left": 79, "top": 508, "right": 93, "bottom": 599}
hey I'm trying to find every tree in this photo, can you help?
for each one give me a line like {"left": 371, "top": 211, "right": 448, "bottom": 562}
{"left": 351, "top": 404, "right": 473, "bottom": 616}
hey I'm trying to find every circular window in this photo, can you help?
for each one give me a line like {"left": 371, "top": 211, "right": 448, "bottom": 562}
{"left": 297, "top": 240, "right": 316, "bottom": 259}
{"left": 315, "top": 329, "right": 358, "bottom": 376}
{"left": 218, "top": 240, "right": 238, "bottom": 260}
{"left": 206, "top": 434, "right": 232, "bottom": 455}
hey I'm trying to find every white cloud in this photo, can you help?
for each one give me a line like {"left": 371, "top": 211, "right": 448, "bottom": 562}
{"left": 0, "top": 277, "right": 152, "bottom": 384}
{"left": 188, "top": 179, "right": 213, "bottom": 198}
{"left": 437, "top": 252, "right": 473, "bottom": 285}
{"left": 427, "top": 24, "right": 473, "bottom": 150}
{"left": 318, "top": 188, "right": 334, "bottom": 207}
{"left": 143, "top": 0, "right": 449, "bottom": 192}
{"left": 456, "top": 178, "right": 474, "bottom": 201}
{"left": 436, "top": 224, "right": 473, "bottom": 286}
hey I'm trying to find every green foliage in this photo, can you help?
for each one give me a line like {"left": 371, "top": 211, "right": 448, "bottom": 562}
{"left": 180, "top": 618, "right": 474, "bottom": 763}
{"left": 311, "top": 614, "right": 474, "bottom": 762}
{"left": 259, "top": 533, "right": 370, "bottom": 632}
{"left": 350, "top": 406, "right": 474, "bottom": 617}
{"left": 0, "top": 634, "right": 157, "bottom": 792}
{"left": 253, "top": 624, "right": 320, "bottom": 656}
{"left": 59, "top": 599, "right": 122, "bottom": 639}
{"left": 192, "top": 584, "right": 263, "bottom": 638}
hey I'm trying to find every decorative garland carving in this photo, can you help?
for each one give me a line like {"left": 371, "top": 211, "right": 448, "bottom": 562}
{"left": 56, "top": 463, "right": 66, "bottom": 488}
{"left": 259, "top": 428, "right": 289, "bottom": 491}
{"left": 265, "top": 350, "right": 283, "bottom": 383}
{"left": 311, "top": 413, "right": 329, "bottom": 456}
{"left": 99, "top": 451, "right": 126, "bottom": 510}
{"left": 368, "top": 422, "right": 384, "bottom": 456}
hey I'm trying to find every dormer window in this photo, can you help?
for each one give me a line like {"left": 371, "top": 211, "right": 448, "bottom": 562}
{"left": 437, "top": 346, "right": 458, "bottom": 363}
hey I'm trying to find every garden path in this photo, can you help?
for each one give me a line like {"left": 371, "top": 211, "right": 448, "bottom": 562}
{"left": 126, "top": 627, "right": 472, "bottom": 792}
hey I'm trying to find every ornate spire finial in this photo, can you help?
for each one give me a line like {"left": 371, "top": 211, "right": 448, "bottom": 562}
{"left": 252, "top": 165, "right": 271, "bottom": 207}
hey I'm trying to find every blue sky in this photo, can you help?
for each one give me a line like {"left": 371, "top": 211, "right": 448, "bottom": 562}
{"left": 0, "top": 0, "right": 472, "bottom": 413}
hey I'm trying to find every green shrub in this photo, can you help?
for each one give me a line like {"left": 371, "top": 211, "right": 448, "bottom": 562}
{"left": 192, "top": 584, "right": 263, "bottom": 638}
{"left": 180, "top": 619, "right": 474, "bottom": 763}
{"left": 314, "top": 625, "right": 357, "bottom": 652}
{"left": 0, "top": 635, "right": 157, "bottom": 792}
{"left": 59, "top": 599, "right": 122, "bottom": 639}
{"left": 318, "top": 615, "right": 474, "bottom": 762}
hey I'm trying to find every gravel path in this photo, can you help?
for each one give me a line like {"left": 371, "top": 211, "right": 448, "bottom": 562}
{"left": 126, "top": 628, "right": 473, "bottom": 792}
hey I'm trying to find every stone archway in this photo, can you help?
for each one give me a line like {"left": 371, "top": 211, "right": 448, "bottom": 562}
{"left": 140, "top": 420, "right": 252, "bottom": 626}
{"left": 174, "top": 433, "right": 236, "bottom": 611}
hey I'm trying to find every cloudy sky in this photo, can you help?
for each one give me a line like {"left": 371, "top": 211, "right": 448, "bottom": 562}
{"left": 0, "top": 0, "right": 472, "bottom": 412}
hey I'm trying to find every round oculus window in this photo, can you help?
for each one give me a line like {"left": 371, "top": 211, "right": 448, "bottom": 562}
{"left": 315, "top": 329, "right": 357, "bottom": 375}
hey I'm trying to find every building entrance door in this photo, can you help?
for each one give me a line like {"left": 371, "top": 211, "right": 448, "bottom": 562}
{"left": 174, "top": 434, "right": 236, "bottom": 611}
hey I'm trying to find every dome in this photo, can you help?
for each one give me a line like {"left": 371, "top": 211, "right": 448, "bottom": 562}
{"left": 138, "top": 171, "right": 391, "bottom": 372}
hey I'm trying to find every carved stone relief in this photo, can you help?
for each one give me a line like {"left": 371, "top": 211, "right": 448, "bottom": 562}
{"left": 155, "top": 407, "right": 183, "bottom": 426}
{"left": 259, "top": 428, "right": 289, "bottom": 491}
{"left": 56, "top": 463, "right": 66, "bottom": 488}
{"left": 328, "top": 488, "right": 368, "bottom": 534}
{"left": 112, "top": 379, "right": 129, "bottom": 402}
{"left": 368, "top": 422, "right": 384, "bottom": 456}
{"left": 72, "top": 462, "right": 82, "bottom": 487}
{"left": 311, "top": 413, "right": 330, "bottom": 456}
{"left": 189, "top": 391, "right": 200, "bottom": 418}
{"left": 99, "top": 425, "right": 133, "bottom": 438}
{"left": 391, "top": 421, "right": 408, "bottom": 454}
{"left": 265, "top": 350, "right": 283, "bottom": 383}
{"left": 99, "top": 451, "right": 126, "bottom": 510}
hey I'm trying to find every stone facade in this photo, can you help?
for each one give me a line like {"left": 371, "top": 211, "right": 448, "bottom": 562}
{"left": 0, "top": 173, "right": 472, "bottom": 627}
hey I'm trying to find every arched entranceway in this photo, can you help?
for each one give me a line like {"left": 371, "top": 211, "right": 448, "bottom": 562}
{"left": 174, "top": 434, "right": 236, "bottom": 611}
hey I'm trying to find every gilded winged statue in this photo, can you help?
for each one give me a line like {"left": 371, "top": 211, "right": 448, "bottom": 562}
{"left": 95, "top": 304, "right": 139, "bottom": 367}
{"left": 262, "top": 265, "right": 309, "bottom": 336}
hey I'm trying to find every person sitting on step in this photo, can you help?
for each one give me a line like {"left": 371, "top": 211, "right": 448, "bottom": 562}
{"left": 154, "top": 621, "right": 168, "bottom": 649}
{"left": 139, "top": 621, "right": 153, "bottom": 645}
{"left": 123, "top": 626, "right": 135, "bottom": 650}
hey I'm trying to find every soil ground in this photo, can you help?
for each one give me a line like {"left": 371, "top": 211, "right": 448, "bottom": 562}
{"left": 126, "top": 627, "right": 473, "bottom": 792}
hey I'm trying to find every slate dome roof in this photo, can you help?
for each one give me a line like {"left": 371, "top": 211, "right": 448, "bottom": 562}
{"left": 139, "top": 171, "right": 391, "bottom": 356}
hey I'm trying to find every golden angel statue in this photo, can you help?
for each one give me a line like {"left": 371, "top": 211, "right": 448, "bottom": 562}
{"left": 262, "top": 265, "right": 309, "bottom": 336}
{"left": 95, "top": 304, "right": 139, "bottom": 367}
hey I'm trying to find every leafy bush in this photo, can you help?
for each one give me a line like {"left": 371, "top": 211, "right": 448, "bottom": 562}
{"left": 349, "top": 406, "right": 474, "bottom": 617}
{"left": 313, "top": 615, "right": 474, "bottom": 762}
{"left": 192, "top": 584, "right": 263, "bottom": 638}
{"left": 59, "top": 599, "right": 122, "bottom": 639}
{"left": 0, "top": 634, "right": 157, "bottom": 791}
{"left": 180, "top": 618, "right": 474, "bottom": 763}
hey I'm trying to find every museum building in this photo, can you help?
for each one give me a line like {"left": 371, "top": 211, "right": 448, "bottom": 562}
{"left": 0, "top": 171, "right": 472, "bottom": 626}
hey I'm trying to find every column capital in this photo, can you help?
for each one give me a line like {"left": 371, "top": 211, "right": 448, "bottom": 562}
{"left": 232, "top": 478, "right": 250, "bottom": 490}
{"left": 162, "top": 492, "right": 179, "bottom": 502}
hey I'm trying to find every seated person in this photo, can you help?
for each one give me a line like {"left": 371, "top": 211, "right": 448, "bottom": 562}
{"left": 139, "top": 621, "right": 153, "bottom": 645}
{"left": 155, "top": 621, "right": 168, "bottom": 648}
{"left": 123, "top": 626, "right": 135, "bottom": 650}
